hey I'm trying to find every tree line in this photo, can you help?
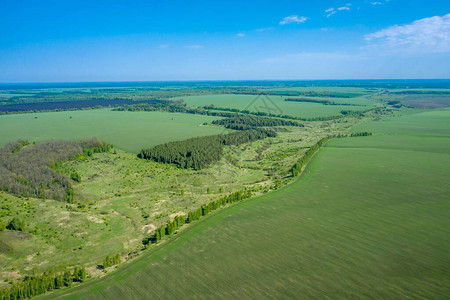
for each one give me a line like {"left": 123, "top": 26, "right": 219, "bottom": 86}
{"left": 113, "top": 100, "right": 374, "bottom": 122}
{"left": 284, "top": 98, "right": 363, "bottom": 106}
{"left": 0, "top": 138, "right": 111, "bottom": 202}
{"left": 0, "top": 266, "right": 87, "bottom": 300}
{"left": 211, "top": 114, "right": 302, "bottom": 129}
{"left": 143, "top": 189, "right": 253, "bottom": 245}
{"left": 138, "top": 129, "right": 276, "bottom": 170}
{"left": 290, "top": 132, "right": 373, "bottom": 177}
{"left": 202, "top": 105, "right": 352, "bottom": 121}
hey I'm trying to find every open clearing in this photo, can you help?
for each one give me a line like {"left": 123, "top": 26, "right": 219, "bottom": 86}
{"left": 46, "top": 109, "right": 450, "bottom": 299}
{"left": 0, "top": 109, "right": 224, "bottom": 153}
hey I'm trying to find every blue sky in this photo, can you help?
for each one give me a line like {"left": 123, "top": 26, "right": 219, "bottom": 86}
{"left": 0, "top": 0, "right": 449, "bottom": 82}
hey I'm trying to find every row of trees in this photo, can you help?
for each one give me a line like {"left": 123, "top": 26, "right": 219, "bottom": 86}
{"left": 290, "top": 136, "right": 334, "bottom": 177}
{"left": 202, "top": 105, "right": 350, "bottom": 121}
{"left": 290, "top": 132, "right": 373, "bottom": 177}
{"left": 113, "top": 99, "right": 374, "bottom": 123}
{"left": 212, "top": 114, "right": 302, "bottom": 129}
{"left": 138, "top": 129, "right": 276, "bottom": 170}
{"left": 0, "top": 138, "right": 111, "bottom": 202}
{"left": 0, "top": 266, "right": 86, "bottom": 300}
{"left": 284, "top": 98, "right": 363, "bottom": 106}
{"left": 143, "top": 189, "right": 253, "bottom": 245}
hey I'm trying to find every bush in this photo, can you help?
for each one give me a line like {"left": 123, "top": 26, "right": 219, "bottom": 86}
{"left": 6, "top": 217, "right": 25, "bottom": 231}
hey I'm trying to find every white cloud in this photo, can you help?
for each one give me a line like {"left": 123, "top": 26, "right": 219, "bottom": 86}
{"left": 326, "top": 10, "right": 337, "bottom": 18}
{"left": 185, "top": 45, "right": 204, "bottom": 49}
{"left": 364, "top": 13, "right": 450, "bottom": 54}
{"left": 325, "top": 3, "right": 351, "bottom": 17}
{"left": 371, "top": 2, "right": 383, "bottom": 5}
{"left": 236, "top": 33, "right": 246, "bottom": 37}
{"left": 279, "top": 15, "right": 308, "bottom": 25}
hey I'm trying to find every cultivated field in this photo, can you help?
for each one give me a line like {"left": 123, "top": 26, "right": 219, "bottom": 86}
{"left": 177, "top": 94, "right": 374, "bottom": 118}
{"left": 0, "top": 109, "right": 225, "bottom": 153}
{"left": 44, "top": 108, "right": 450, "bottom": 299}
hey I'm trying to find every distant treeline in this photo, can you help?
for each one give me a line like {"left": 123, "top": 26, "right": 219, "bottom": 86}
{"left": 0, "top": 99, "right": 161, "bottom": 113}
{"left": 0, "top": 266, "right": 87, "bottom": 300}
{"left": 0, "top": 138, "right": 111, "bottom": 202}
{"left": 284, "top": 98, "right": 363, "bottom": 106}
{"left": 387, "top": 90, "right": 450, "bottom": 95}
{"left": 202, "top": 105, "right": 369, "bottom": 121}
{"left": 139, "top": 129, "right": 276, "bottom": 170}
{"left": 232, "top": 91, "right": 363, "bottom": 98}
{"left": 115, "top": 101, "right": 240, "bottom": 118}
{"left": 290, "top": 132, "right": 372, "bottom": 177}
{"left": 114, "top": 101, "right": 371, "bottom": 122}
{"left": 212, "top": 114, "right": 302, "bottom": 130}
{"left": 143, "top": 190, "right": 253, "bottom": 245}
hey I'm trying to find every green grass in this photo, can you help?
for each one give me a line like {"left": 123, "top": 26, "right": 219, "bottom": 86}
{"left": 177, "top": 94, "right": 373, "bottom": 118}
{"left": 0, "top": 109, "right": 225, "bottom": 153}
{"left": 45, "top": 117, "right": 450, "bottom": 299}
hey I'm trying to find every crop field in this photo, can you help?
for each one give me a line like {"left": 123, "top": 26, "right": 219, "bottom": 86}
{"left": 177, "top": 94, "right": 374, "bottom": 118}
{"left": 45, "top": 109, "right": 450, "bottom": 299}
{"left": 353, "top": 108, "right": 450, "bottom": 136}
{"left": 0, "top": 109, "right": 225, "bottom": 153}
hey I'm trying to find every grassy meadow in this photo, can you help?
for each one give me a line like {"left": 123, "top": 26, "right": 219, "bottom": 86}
{"left": 44, "top": 109, "right": 450, "bottom": 299}
{"left": 0, "top": 109, "right": 225, "bottom": 153}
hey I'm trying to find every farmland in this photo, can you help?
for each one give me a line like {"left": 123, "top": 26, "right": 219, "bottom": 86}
{"left": 177, "top": 94, "right": 375, "bottom": 118}
{"left": 44, "top": 108, "right": 450, "bottom": 299}
{"left": 0, "top": 109, "right": 225, "bottom": 153}
{"left": 0, "top": 81, "right": 448, "bottom": 299}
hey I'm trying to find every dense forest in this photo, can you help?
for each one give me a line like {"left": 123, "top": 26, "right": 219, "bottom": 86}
{"left": 0, "top": 138, "right": 111, "bottom": 201}
{"left": 211, "top": 114, "right": 302, "bottom": 130}
{"left": 139, "top": 129, "right": 276, "bottom": 170}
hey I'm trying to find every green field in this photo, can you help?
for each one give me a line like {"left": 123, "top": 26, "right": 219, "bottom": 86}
{"left": 177, "top": 94, "right": 373, "bottom": 118}
{"left": 45, "top": 109, "right": 450, "bottom": 299}
{"left": 353, "top": 108, "right": 450, "bottom": 136}
{"left": 0, "top": 109, "right": 225, "bottom": 153}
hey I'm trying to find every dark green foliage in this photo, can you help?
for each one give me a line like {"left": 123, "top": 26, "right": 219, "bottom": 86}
{"left": 0, "top": 265, "right": 88, "bottom": 300}
{"left": 212, "top": 115, "right": 302, "bottom": 129}
{"left": 0, "top": 138, "right": 111, "bottom": 201}
{"left": 350, "top": 132, "right": 372, "bottom": 137}
{"left": 139, "top": 129, "right": 276, "bottom": 170}
{"left": 6, "top": 217, "right": 25, "bottom": 231}
{"left": 285, "top": 98, "right": 363, "bottom": 106}
{"left": 103, "top": 254, "right": 121, "bottom": 268}
{"left": 202, "top": 105, "right": 347, "bottom": 121}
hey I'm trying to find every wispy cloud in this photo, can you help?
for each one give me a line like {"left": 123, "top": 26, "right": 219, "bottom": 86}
{"left": 185, "top": 45, "right": 204, "bottom": 49}
{"left": 364, "top": 13, "right": 450, "bottom": 54}
{"left": 279, "top": 15, "right": 308, "bottom": 25}
{"left": 371, "top": 2, "right": 383, "bottom": 5}
{"left": 236, "top": 33, "right": 246, "bottom": 37}
{"left": 325, "top": 3, "right": 351, "bottom": 17}
{"left": 255, "top": 27, "right": 273, "bottom": 32}
{"left": 158, "top": 44, "right": 169, "bottom": 49}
